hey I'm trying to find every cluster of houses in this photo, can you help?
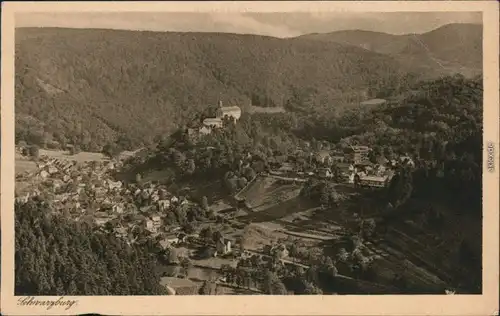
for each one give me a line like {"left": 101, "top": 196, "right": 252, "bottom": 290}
{"left": 317, "top": 145, "right": 415, "bottom": 188}
{"left": 15, "top": 154, "right": 207, "bottom": 247}
{"left": 91, "top": 182, "right": 204, "bottom": 246}
{"left": 270, "top": 144, "right": 415, "bottom": 189}
{"left": 199, "top": 235, "right": 234, "bottom": 258}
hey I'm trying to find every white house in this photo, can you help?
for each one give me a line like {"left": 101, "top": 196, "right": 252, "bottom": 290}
{"left": 151, "top": 215, "right": 162, "bottom": 228}
{"left": 203, "top": 118, "right": 223, "bottom": 128}
{"left": 399, "top": 155, "right": 415, "bottom": 167}
{"left": 112, "top": 204, "right": 124, "bottom": 214}
{"left": 315, "top": 150, "right": 333, "bottom": 165}
{"left": 215, "top": 238, "right": 232, "bottom": 256}
{"left": 318, "top": 168, "right": 333, "bottom": 178}
{"left": 271, "top": 244, "right": 289, "bottom": 259}
{"left": 216, "top": 101, "right": 241, "bottom": 120}
{"left": 199, "top": 126, "right": 212, "bottom": 135}
{"left": 47, "top": 166, "right": 58, "bottom": 174}
{"left": 107, "top": 180, "right": 123, "bottom": 191}
{"left": 158, "top": 199, "right": 171, "bottom": 211}
{"left": 151, "top": 194, "right": 160, "bottom": 203}
{"left": 145, "top": 219, "right": 157, "bottom": 233}
{"left": 39, "top": 170, "right": 49, "bottom": 179}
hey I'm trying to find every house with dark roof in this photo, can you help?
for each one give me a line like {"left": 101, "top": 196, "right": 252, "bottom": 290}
{"left": 346, "top": 145, "right": 371, "bottom": 164}
{"left": 355, "top": 174, "right": 390, "bottom": 188}
{"left": 160, "top": 277, "right": 199, "bottom": 295}
{"left": 315, "top": 150, "right": 333, "bottom": 165}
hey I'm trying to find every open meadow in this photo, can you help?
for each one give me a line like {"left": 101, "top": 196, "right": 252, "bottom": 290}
{"left": 16, "top": 149, "right": 109, "bottom": 175}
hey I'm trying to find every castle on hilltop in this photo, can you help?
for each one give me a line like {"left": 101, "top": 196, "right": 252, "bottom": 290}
{"left": 202, "top": 100, "right": 241, "bottom": 130}
{"left": 215, "top": 100, "right": 241, "bottom": 121}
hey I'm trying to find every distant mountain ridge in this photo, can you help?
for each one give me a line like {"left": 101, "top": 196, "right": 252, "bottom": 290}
{"left": 299, "top": 23, "right": 482, "bottom": 77}
{"left": 15, "top": 23, "right": 482, "bottom": 150}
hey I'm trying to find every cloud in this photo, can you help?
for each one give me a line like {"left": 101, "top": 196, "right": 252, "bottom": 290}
{"left": 207, "top": 13, "right": 300, "bottom": 37}
{"left": 15, "top": 12, "right": 299, "bottom": 38}
{"left": 15, "top": 11, "right": 482, "bottom": 37}
{"left": 246, "top": 12, "right": 482, "bottom": 35}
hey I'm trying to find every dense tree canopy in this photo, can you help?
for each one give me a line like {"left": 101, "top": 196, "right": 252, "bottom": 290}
{"left": 16, "top": 26, "right": 479, "bottom": 150}
{"left": 15, "top": 198, "right": 167, "bottom": 295}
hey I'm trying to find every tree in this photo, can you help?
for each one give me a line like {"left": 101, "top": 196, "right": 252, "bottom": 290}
{"left": 349, "top": 235, "right": 363, "bottom": 251}
{"left": 184, "top": 159, "right": 196, "bottom": 175}
{"left": 67, "top": 280, "right": 78, "bottom": 295}
{"left": 237, "top": 177, "right": 248, "bottom": 189}
{"left": 200, "top": 226, "right": 215, "bottom": 244}
{"left": 29, "top": 145, "right": 40, "bottom": 159}
{"left": 200, "top": 196, "right": 209, "bottom": 211}
{"left": 361, "top": 218, "right": 377, "bottom": 239}
{"left": 199, "top": 280, "right": 217, "bottom": 295}
{"left": 212, "top": 230, "right": 223, "bottom": 244}
{"left": 224, "top": 178, "right": 238, "bottom": 194}
{"left": 69, "top": 145, "right": 81, "bottom": 155}
{"left": 319, "top": 189, "right": 330, "bottom": 206}
{"left": 263, "top": 271, "right": 287, "bottom": 295}
{"left": 243, "top": 167, "right": 257, "bottom": 181}
{"left": 303, "top": 281, "right": 323, "bottom": 294}
{"left": 305, "top": 266, "right": 319, "bottom": 285}
{"left": 16, "top": 198, "right": 166, "bottom": 296}
{"left": 167, "top": 248, "right": 179, "bottom": 265}
{"left": 288, "top": 243, "right": 298, "bottom": 258}
{"left": 182, "top": 222, "right": 196, "bottom": 234}
{"left": 135, "top": 173, "right": 142, "bottom": 183}
{"left": 102, "top": 143, "right": 121, "bottom": 159}
{"left": 322, "top": 256, "right": 338, "bottom": 276}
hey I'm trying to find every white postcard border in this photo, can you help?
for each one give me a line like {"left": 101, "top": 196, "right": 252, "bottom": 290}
{"left": 2, "top": 2, "right": 499, "bottom": 315}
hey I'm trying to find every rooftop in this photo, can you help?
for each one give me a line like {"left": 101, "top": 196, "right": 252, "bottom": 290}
{"left": 352, "top": 145, "right": 370, "bottom": 151}
{"left": 316, "top": 150, "right": 331, "bottom": 157}
{"left": 160, "top": 277, "right": 198, "bottom": 291}
{"left": 203, "top": 118, "right": 222, "bottom": 123}
{"left": 220, "top": 106, "right": 241, "bottom": 112}
{"left": 359, "top": 175, "right": 387, "bottom": 182}
{"left": 337, "top": 163, "right": 353, "bottom": 169}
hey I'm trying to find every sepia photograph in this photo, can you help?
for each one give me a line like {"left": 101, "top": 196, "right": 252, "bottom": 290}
{"left": 1, "top": 1, "right": 499, "bottom": 315}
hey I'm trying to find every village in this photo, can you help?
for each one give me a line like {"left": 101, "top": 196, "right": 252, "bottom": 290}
{"left": 14, "top": 117, "right": 423, "bottom": 295}
{"left": 13, "top": 100, "right": 424, "bottom": 295}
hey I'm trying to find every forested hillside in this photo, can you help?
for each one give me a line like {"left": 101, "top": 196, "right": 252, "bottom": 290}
{"left": 15, "top": 198, "right": 167, "bottom": 295}
{"left": 129, "top": 75, "right": 482, "bottom": 213}
{"left": 124, "top": 74, "right": 483, "bottom": 293}
{"left": 16, "top": 27, "right": 444, "bottom": 151}
{"left": 301, "top": 23, "right": 482, "bottom": 77}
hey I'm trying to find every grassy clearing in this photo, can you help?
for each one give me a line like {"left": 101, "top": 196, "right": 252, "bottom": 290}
{"left": 241, "top": 176, "right": 302, "bottom": 211}
{"left": 240, "top": 223, "right": 287, "bottom": 251}
{"left": 15, "top": 159, "right": 37, "bottom": 175}
{"left": 246, "top": 105, "right": 286, "bottom": 114}
{"left": 236, "top": 175, "right": 340, "bottom": 242}
{"left": 240, "top": 176, "right": 277, "bottom": 206}
{"left": 16, "top": 149, "right": 108, "bottom": 175}
{"left": 39, "top": 149, "right": 108, "bottom": 163}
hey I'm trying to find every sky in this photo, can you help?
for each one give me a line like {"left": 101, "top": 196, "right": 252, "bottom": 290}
{"left": 16, "top": 11, "right": 482, "bottom": 38}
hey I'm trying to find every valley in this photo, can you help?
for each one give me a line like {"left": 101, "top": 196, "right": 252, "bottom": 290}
{"left": 14, "top": 22, "right": 483, "bottom": 296}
